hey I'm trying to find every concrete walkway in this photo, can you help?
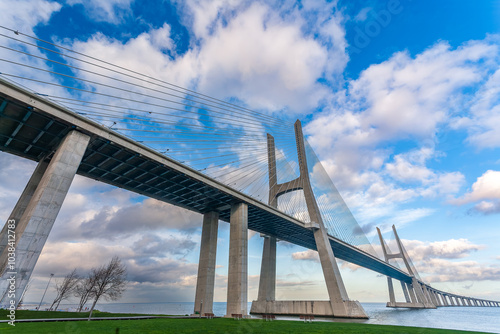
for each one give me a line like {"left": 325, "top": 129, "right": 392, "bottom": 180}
{"left": 0, "top": 315, "right": 203, "bottom": 323}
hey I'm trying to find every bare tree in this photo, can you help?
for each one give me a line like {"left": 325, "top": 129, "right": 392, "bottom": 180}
{"left": 88, "top": 256, "right": 127, "bottom": 319}
{"left": 75, "top": 274, "right": 98, "bottom": 312}
{"left": 49, "top": 269, "right": 79, "bottom": 311}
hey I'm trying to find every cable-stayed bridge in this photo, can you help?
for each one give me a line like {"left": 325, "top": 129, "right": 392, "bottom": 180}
{"left": 0, "top": 27, "right": 498, "bottom": 318}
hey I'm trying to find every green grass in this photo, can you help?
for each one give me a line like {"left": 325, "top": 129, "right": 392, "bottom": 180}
{"left": 0, "top": 317, "right": 489, "bottom": 334}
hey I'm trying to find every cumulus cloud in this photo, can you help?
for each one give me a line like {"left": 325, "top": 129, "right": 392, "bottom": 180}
{"left": 291, "top": 249, "right": 319, "bottom": 262}
{"left": 451, "top": 63, "right": 500, "bottom": 149}
{"left": 304, "top": 38, "right": 498, "bottom": 225}
{"left": 64, "top": 0, "right": 348, "bottom": 116}
{"left": 64, "top": 198, "right": 202, "bottom": 240}
{"left": 133, "top": 234, "right": 197, "bottom": 258}
{"left": 0, "top": 0, "right": 71, "bottom": 96}
{"left": 451, "top": 170, "right": 500, "bottom": 214}
{"left": 381, "top": 237, "right": 500, "bottom": 283}
{"left": 308, "top": 40, "right": 497, "bottom": 158}
{"left": 0, "top": 0, "right": 61, "bottom": 33}
{"left": 418, "top": 258, "right": 500, "bottom": 283}
{"left": 453, "top": 170, "right": 500, "bottom": 203}
{"left": 402, "top": 238, "right": 484, "bottom": 262}
{"left": 195, "top": 3, "right": 329, "bottom": 112}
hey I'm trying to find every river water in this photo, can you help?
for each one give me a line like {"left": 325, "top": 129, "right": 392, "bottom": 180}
{"left": 29, "top": 302, "right": 500, "bottom": 333}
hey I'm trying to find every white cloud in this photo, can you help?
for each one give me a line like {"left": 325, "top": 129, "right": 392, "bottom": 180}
{"left": 418, "top": 258, "right": 500, "bottom": 283}
{"left": 451, "top": 63, "right": 500, "bottom": 149}
{"left": 0, "top": 0, "right": 61, "bottom": 34}
{"left": 308, "top": 39, "right": 498, "bottom": 158}
{"left": 379, "top": 238, "right": 500, "bottom": 283}
{"left": 386, "top": 147, "right": 435, "bottom": 183}
{"left": 176, "top": 0, "right": 245, "bottom": 39}
{"left": 304, "top": 38, "right": 497, "bottom": 225}
{"left": 172, "top": 0, "right": 349, "bottom": 112}
{"left": 66, "top": 0, "right": 134, "bottom": 23}
{"left": 194, "top": 3, "right": 330, "bottom": 112}
{"left": 65, "top": 1, "right": 347, "bottom": 116}
{"left": 452, "top": 170, "right": 500, "bottom": 214}
{"left": 291, "top": 249, "right": 319, "bottom": 262}
{"left": 402, "top": 238, "right": 484, "bottom": 262}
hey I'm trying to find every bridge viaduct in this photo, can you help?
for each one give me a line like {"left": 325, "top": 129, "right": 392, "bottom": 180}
{"left": 0, "top": 78, "right": 498, "bottom": 318}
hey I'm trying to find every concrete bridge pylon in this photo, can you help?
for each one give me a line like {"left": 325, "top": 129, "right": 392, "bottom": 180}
{"left": 250, "top": 120, "right": 367, "bottom": 319}
{"left": 377, "top": 226, "right": 436, "bottom": 309}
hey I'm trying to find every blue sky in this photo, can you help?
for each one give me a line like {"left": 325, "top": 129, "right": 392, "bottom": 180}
{"left": 1, "top": 0, "right": 500, "bottom": 307}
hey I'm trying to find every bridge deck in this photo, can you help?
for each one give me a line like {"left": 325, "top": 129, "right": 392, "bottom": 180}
{"left": 0, "top": 78, "right": 411, "bottom": 283}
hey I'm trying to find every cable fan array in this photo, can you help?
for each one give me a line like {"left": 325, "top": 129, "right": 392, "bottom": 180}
{"left": 0, "top": 25, "right": 374, "bottom": 254}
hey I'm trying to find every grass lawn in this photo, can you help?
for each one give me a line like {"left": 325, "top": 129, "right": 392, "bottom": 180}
{"left": 0, "top": 316, "right": 490, "bottom": 334}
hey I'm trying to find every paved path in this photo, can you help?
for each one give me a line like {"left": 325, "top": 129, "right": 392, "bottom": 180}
{"left": 0, "top": 315, "right": 205, "bottom": 323}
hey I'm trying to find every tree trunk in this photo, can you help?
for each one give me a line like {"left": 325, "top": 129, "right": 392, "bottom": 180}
{"left": 55, "top": 299, "right": 62, "bottom": 310}
{"left": 88, "top": 297, "right": 99, "bottom": 320}
{"left": 49, "top": 299, "right": 58, "bottom": 311}
{"left": 78, "top": 292, "right": 89, "bottom": 312}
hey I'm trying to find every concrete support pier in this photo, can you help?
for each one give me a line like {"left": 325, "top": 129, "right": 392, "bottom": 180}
{"left": 257, "top": 235, "right": 276, "bottom": 302}
{"left": 0, "top": 130, "right": 90, "bottom": 306}
{"left": 193, "top": 211, "right": 219, "bottom": 315}
{"left": 225, "top": 203, "right": 248, "bottom": 317}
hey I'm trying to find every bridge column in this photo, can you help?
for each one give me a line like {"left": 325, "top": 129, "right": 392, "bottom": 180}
{"left": 436, "top": 293, "right": 442, "bottom": 306}
{"left": 407, "top": 282, "right": 419, "bottom": 304}
{"left": 226, "top": 203, "right": 248, "bottom": 317}
{"left": 387, "top": 277, "right": 396, "bottom": 306}
{"left": 412, "top": 279, "right": 428, "bottom": 305}
{"left": 422, "top": 285, "right": 435, "bottom": 306}
{"left": 257, "top": 235, "right": 276, "bottom": 302}
{"left": 401, "top": 281, "right": 411, "bottom": 303}
{"left": 442, "top": 294, "right": 449, "bottom": 306}
{"left": 256, "top": 134, "right": 278, "bottom": 303}
{"left": 193, "top": 211, "right": 219, "bottom": 316}
{"left": 428, "top": 288, "right": 438, "bottom": 306}
{"left": 0, "top": 130, "right": 90, "bottom": 306}
{"left": 434, "top": 291, "right": 443, "bottom": 306}
{"left": 429, "top": 290, "right": 437, "bottom": 306}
